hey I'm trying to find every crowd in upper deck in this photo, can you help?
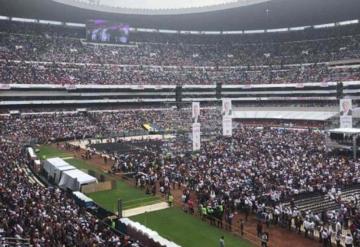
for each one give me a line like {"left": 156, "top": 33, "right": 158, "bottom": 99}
{"left": 1, "top": 20, "right": 360, "bottom": 85}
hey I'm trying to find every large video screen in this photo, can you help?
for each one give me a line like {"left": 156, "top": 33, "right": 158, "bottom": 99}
{"left": 86, "top": 19, "right": 130, "bottom": 44}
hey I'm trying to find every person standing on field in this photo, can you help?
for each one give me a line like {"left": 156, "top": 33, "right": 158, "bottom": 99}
{"left": 219, "top": 236, "right": 225, "bottom": 247}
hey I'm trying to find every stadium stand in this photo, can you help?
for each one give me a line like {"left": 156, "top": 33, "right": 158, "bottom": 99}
{"left": 0, "top": 141, "right": 141, "bottom": 246}
{"left": 1, "top": 20, "right": 360, "bottom": 86}
{"left": 2, "top": 1, "right": 360, "bottom": 246}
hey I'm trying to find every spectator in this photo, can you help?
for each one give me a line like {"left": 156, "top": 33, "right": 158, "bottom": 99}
{"left": 261, "top": 232, "right": 269, "bottom": 247}
{"left": 219, "top": 236, "right": 225, "bottom": 247}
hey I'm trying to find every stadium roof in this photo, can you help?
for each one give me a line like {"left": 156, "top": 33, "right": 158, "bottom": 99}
{"left": 0, "top": 0, "right": 359, "bottom": 31}
{"left": 70, "top": 0, "right": 259, "bottom": 12}
{"left": 52, "top": 0, "right": 270, "bottom": 15}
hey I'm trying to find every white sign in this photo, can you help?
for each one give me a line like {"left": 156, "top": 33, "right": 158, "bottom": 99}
{"left": 192, "top": 102, "right": 200, "bottom": 123}
{"left": 222, "top": 98, "right": 232, "bottom": 117}
{"left": 222, "top": 99, "right": 233, "bottom": 136}
{"left": 340, "top": 99, "right": 352, "bottom": 128}
{"left": 192, "top": 123, "right": 201, "bottom": 151}
{"left": 223, "top": 116, "right": 232, "bottom": 136}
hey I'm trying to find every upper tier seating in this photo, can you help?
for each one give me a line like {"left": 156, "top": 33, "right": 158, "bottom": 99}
{"left": 1, "top": 21, "right": 360, "bottom": 85}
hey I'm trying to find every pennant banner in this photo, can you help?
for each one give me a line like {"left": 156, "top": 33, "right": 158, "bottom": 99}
{"left": 222, "top": 98, "right": 232, "bottom": 117}
{"left": 222, "top": 116, "right": 233, "bottom": 136}
{"left": 192, "top": 102, "right": 200, "bottom": 123}
{"left": 222, "top": 99, "right": 233, "bottom": 136}
{"left": 192, "top": 123, "right": 201, "bottom": 151}
{"left": 340, "top": 99, "right": 352, "bottom": 128}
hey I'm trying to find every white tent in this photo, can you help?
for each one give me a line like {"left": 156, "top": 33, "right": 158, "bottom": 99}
{"left": 232, "top": 110, "right": 337, "bottom": 121}
{"left": 43, "top": 157, "right": 75, "bottom": 181}
{"left": 58, "top": 169, "right": 97, "bottom": 191}
{"left": 54, "top": 164, "right": 76, "bottom": 183}
{"left": 328, "top": 128, "right": 360, "bottom": 134}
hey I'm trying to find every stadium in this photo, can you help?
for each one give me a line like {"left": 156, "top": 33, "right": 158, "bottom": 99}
{"left": 1, "top": 0, "right": 360, "bottom": 246}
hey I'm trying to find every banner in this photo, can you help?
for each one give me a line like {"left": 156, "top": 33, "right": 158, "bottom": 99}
{"left": 222, "top": 98, "right": 232, "bottom": 117}
{"left": 222, "top": 99, "right": 233, "bottom": 136}
{"left": 222, "top": 116, "right": 232, "bottom": 136}
{"left": 192, "top": 102, "right": 200, "bottom": 123}
{"left": 340, "top": 99, "right": 352, "bottom": 128}
{"left": 192, "top": 123, "right": 201, "bottom": 151}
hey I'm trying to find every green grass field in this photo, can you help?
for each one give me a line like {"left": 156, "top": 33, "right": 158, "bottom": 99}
{"left": 38, "top": 145, "right": 72, "bottom": 159}
{"left": 131, "top": 207, "right": 252, "bottom": 247}
{"left": 38, "top": 145, "right": 162, "bottom": 210}
{"left": 88, "top": 181, "right": 162, "bottom": 211}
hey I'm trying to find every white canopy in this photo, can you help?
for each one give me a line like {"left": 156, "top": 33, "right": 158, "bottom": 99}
{"left": 54, "top": 164, "right": 76, "bottom": 183}
{"left": 59, "top": 169, "right": 97, "bottom": 191}
{"left": 328, "top": 128, "right": 360, "bottom": 134}
{"left": 232, "top": 110, "right": 337, "bottom": 121}
{"left": 43, "top": 157, "right": 75, "bottom": 182}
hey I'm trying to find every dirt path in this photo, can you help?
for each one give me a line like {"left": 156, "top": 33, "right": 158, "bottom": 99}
{"left": 57, "top": 143, "right": 321, "bottom": 247}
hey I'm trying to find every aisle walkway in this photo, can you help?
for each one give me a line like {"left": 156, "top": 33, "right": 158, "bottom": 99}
{"left": 122, "top": 202, "right": 169, "bottom": 217}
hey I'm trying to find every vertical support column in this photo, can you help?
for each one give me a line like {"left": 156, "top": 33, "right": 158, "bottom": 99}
{"left": 176, "top": 85, "right": 182, "bottom": 109}
{"left": 216, "top": 82, "right": 222, "bottom": 99}
{"left": 353, "top": 135, "right": 357, "bottom": 160}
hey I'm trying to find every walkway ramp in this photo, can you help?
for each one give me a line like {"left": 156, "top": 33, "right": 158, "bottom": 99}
{"left": 123, "top": 202, "right": 169, "bottom": 217}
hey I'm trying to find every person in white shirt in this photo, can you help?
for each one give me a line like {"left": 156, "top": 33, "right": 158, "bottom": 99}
{"left": 344, "top": 233, "right": 353, "bottom": 247}
{"left": 336, "top": 221, "right": 342, "bottom": 234}
{"left": 309, "top": 221, "right": 315, "bottom": 239}
{"left": 303, "top": 219, "right": 309, "bottom": 238}
{"left": 321, "top": 228, "right": 328, "bottom": 246}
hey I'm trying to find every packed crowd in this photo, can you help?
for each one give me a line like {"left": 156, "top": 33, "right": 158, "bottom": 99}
{"left": 1, "top": 19, "right": 359, "bottom": 44}
{"left": 0, "top": 140, "right": 138, "bottom": 246}
{"left": 1, "top": 21, "right": 360, "bottom": 85}
{"left": 109, "top": 127, "right": 360, "bottom": 246}
{"left": 111, "top": 127, "right": 360, "bottom": 200}
{"left": 0, "top": 107, "right": 220, "bottom": 246}
{"left": 0, "top": 108, "right": 220, "bottom": 143}
{"left": 1, "top": 30, "right": 360, "bottom": 67}
{"left": 2, "top": 61, "right": 360, "bottom": 85}
{"left": 2, "top": 106, "right": 360, "bottom": 245}
{"left": 2, "top": 16, "right": 360, "bottom": 245}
